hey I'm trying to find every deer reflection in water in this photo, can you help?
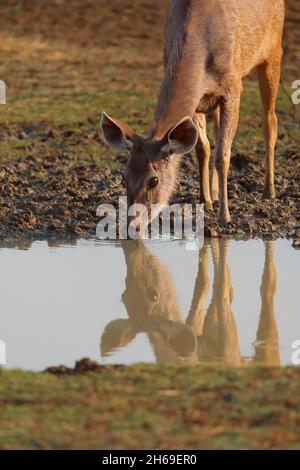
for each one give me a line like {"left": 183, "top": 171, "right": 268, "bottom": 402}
{"left": 100, "top": 239, "right": 279, "bottom": 366}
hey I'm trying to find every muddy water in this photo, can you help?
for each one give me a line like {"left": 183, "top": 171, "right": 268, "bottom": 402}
{"left": 0, "top": 238, "right": 299, "bottom": 371}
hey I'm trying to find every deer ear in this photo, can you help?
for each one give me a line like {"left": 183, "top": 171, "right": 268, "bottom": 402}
{"left": 166, "top": 116, "right": 198, "bottom": 155}
{"left": 100, "top": 319, "right": 136, "bottom": 357}
{"left": 100, "top": 112, "right": 135, "bottom": 151}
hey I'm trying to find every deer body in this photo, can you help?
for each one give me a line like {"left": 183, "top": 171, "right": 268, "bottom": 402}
{"left": 101, "top": 0, "right": 285, "bottom": 226}
{"left": 153, "top": 0, "right": 284, "bottom": 137}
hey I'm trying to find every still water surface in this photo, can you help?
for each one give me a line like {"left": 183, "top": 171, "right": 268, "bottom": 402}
{"left": 0, "top": 238, "right": 299, "bottom": 370}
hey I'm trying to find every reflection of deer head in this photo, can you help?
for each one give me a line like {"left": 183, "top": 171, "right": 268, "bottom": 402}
{"left": 101, "top": 240, "right": 197, "bottom": 363}
{"left": 100, "top": 239, "right": 279, "bottom": 366}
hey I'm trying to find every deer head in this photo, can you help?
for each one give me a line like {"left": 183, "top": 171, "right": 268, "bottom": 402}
{"left": 100, "top": 113, "right": 198, "bottom": 234}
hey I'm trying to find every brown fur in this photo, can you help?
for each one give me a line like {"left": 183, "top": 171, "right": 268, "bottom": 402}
{"left": 101, "top": 0, "right": 285, "bottom": 225}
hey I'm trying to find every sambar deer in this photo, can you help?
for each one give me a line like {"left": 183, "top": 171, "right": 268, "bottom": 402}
{"left": 100, "top": 0, "right": 285, "bottom": 227}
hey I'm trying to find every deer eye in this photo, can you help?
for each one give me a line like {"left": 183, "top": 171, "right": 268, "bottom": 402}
{"left": 147, "top": 176, "right": 159, "bottom": 190}
{"left": 161, "top": 151, "right": 170, "bottom": 160}
{"left": 148, "top": 288, "right": 158, "bottom": 302}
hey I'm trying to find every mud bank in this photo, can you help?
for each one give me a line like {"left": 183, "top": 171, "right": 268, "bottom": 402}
{"left": 0, "top": 133, "right": 299, "bottom": 247}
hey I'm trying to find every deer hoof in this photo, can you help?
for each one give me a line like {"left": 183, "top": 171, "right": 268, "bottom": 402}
{"left": 219, "top": 213, "right": 231, "bottom": 228}
{"left": 204, "top": 201, "right": 213, "bottom": 211}
{"left": 211, "top": 191, "right": 219, "bottom": 203}
{"left": 263, "top": 186, "right": 276, "bottom": 200}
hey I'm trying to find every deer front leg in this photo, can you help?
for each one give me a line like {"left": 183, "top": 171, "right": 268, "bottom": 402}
{"left": 210, "top": 106, "right": 220, "bottom": 203}
{"left": 194, "top": 113, "right": 213, "bottom": 210}
{"left": 216, "top": 92, "right": 240, "bottom": 225}
{"left": 257, "top": 48, "right": 281, "bottom": 200}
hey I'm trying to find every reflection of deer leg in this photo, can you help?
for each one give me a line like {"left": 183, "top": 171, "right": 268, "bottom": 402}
{"left": 197, "top": 239, "right": 220, "bottom": 361}
{"left": 214, "top": 240, "right": 241, "bottom": 366}
{"left": 202, "top": 241, "right": 218, "bottom": 334}
{"left": 186, "top": 241, "right": 210, "bottom": 336}
{"left": 254, "top": 241, "right": 279, "bottom": 366}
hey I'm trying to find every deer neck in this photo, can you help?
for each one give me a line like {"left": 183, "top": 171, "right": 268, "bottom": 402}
{"left": 150, "top": 3, "right": 206, "bottom": 140}
{"left": 152, "top": 59, "right": 203, "bottom": 140}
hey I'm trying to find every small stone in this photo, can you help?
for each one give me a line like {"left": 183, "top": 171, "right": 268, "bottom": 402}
{"left": 292, "top": 240, "right": 300, "bottom": 250}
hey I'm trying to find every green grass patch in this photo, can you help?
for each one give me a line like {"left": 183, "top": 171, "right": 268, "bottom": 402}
{"left": 0, "top": 365, "right": 300, "bottom": 450}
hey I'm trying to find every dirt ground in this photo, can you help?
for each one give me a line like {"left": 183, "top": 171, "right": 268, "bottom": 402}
{"left": 0, "top": 0, "right": 299, "bottom": 245}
